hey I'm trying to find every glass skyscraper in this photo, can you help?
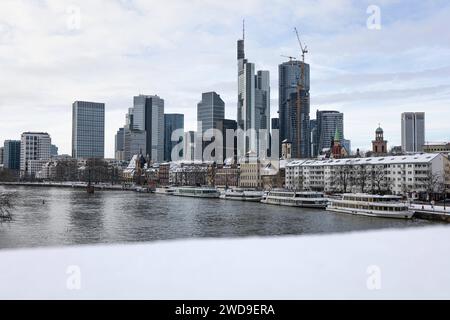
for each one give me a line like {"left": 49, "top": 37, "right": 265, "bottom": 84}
{"left": 197, "top": 92, "right": 225, "bottom": 161}
{"left": 401, "top": 112, "right": 425, "bottom": 152}
{"left": 164, "top": 114, "right": 184, "bottom": 162}
{"left": 286, "top": 90, "right": 311, "bottom": 158}
{"left": 124, "top": 128, "right": 146, "bottom": 161}
{"left": 3, "top": 140, "right": 21, "bottom": 170}
{"left": 279, "top": 60, "right": 310, "bottom": 142}
{"left": 132, "top": 95, "right": 165, "bottom": 163}
{"left": 315, "top": 110, "right": 344, "bottom": 156}
{"left": 279, "top": 60, "right": 310, "bottom": 159}
{"left": 237, "top": 33, "right": 270, "bottom": 157}
{"left": 216, "top": 119, "right": 238, "bottom": 163}
{"left": 72, "top": 101, "right": 105, "bottom": 159}
{"left": 310, "top": 119, "right": 318, "bottom": 158}
{"left": 197, "top": 92, "right": 225, "bottom": 134}
{"left": 115, "top": 128, "right": 125, "bottom": 161}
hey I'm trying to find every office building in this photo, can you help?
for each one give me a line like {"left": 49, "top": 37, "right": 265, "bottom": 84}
{"left": 310, "top": 119, "right": 318, "bottom": 158}
{"left": 50, "top": 144, "right": 58, "bottom": 157}
{"left": 197, "top": 92, "right": 225, "bottom": 161}
{"left": 401, "top": 112, "right": 425, "bottom": 153}
{"left": 237, "top": 29, "right": 270, "bottom": 157}
{"left": 255, "top": 71, "right": 271, "bottom": 154}
{"left": 341, "top": 139, "right": 351, "bottom": 155}
{"left": 278, "top": 60, "right": 310, "bottom": 145}
{"left": 132, "top": 95, "right": 165, "bottom": 163}
{"left": 423, "top": 142, "right": 450, "bottom": 154}
{"left": 197, "top": 92, "right": 224, "bottom": 134}
{"left": 184, "top": 131, "right": 196, "bottom": 162}
{"left": 164, "top": 114, "right": 184, "bottom": 162}
{"left": 216, "top": 119, "right": 238, "bottom": 163}
{"left": 0, "top": 147, "right": 3, "bottom": 167}
{"left": 3, "top": 140, "right": 21, "bottom": 170}
{"left": 123, "top": 129, "right": 146, "bottom": 162}
{"left": 315, "top": 110, "right": 344, "bottom": 155}
{"left": 271, "top": 118, "right": 280, "bottom": 131}
{"left": 270, "top": 118, "right": 281, "bottom": 158}
{"left": 239, "top": 152, "right": 262, "bottom": 188}
{"left": 115, "top": 128, "right": 125, "bottom": 161}
{"left": 20, "top": 132, "right": 51, "bottom": 177}
{"left": 286, "top": 89, "right": 310, "bottom": 158}
{"left": 279, "top": 59, "right": 310, "bottom": 159}
{"left": 72, "top": 101, "right": 105, "bottom": 159}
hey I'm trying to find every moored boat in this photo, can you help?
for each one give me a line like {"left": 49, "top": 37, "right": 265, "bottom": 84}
{"left": 261, "top": 190, "right": 328, "bottom": 209}
{"left": 220, "top": 189, "right": 263, "bottom": 202}
{"left": 155, "top": 186, "right": 175, "bottom": 195}
{"left": 173, "top": 186, "right": 220, "bottom": 198}
{"left": 327, "top": 194, "right": 414, "bottom": 219}
{"left": 135, "top": 186, "right": 153, "bottom": 193}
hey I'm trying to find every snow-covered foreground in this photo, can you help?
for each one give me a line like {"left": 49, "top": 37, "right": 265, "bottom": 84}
{"left": 1, "top": 226, "right": 450, "bottom": 300}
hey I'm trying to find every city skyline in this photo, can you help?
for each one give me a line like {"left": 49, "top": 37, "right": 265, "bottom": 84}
{"left": 0, "top": 1, "right": 449, "bottom": 158}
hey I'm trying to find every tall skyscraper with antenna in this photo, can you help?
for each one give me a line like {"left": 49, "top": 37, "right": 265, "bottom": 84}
{"left": 236, "top": 21, "right": 270, "bottom": 159}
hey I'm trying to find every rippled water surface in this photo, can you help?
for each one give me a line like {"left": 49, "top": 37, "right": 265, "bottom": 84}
{"left": 0, "top": 186, "right": 434, "bottom": 249}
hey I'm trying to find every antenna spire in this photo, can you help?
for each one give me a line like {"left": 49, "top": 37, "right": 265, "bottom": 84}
{"left": 242, "top": 19, "right": 245, "bottom": 41}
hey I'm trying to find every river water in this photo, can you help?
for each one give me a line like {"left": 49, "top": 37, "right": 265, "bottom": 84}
{"left": 0, "top": 186, "right": 434, "bottom": 249}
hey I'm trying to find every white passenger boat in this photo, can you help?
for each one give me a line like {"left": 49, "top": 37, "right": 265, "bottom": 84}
{"left": 327, "top": 194, "right": 414, "bottom": 219}
{"left": 172, "top": 186, "right": 220, "bottom": 198}
{"left": 155, "top": 186, "right": 175, "bottom": 195}
{"left": 134, "top": 186, "right": 153, "bottom": 193}
{"left": 261, "top": 190, "right": 328, "bottom": 209}
{"left": 220, "top": 189, "right": 263, "bottom": 202}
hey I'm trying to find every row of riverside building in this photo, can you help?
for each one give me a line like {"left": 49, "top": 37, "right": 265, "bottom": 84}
{"left": 0, "top": 132, "right": 57, "bottom": 178}
{"left": 1, "top": 129, "right": 449, "bottom": 200}
{"left": 118, "top": 138, "right": 450, "bottom": 200}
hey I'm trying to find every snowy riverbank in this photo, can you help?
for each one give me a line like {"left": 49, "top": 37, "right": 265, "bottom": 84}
{"left": 1, "top": 225, "right": 450, "bottom": 299}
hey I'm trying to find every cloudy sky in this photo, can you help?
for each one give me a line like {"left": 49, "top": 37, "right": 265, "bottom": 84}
{"left": 0, "top": 0, "right": 449, "bottom": 157}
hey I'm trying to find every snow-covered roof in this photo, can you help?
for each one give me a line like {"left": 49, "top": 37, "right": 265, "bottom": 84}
{"left": 286, "top": 159, "right": 309, "bottom": 167}
{"left": 171, "top": 160, "right": 215, "bottom": 165}
{"left": 260, "top": 159, "right": 290, "bottom": 175}
{"left": 125, "top": 155, "right": 138, "bottom": 170}
{"left": 424, "top": 142, "right": 450, "bottom": 146}
{"left": 288, "top": 153, "right": 441, "bottom": 167}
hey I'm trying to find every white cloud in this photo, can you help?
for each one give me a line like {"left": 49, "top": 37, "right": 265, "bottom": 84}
{"left": 0, "top": 0, "right": 449, "bottom": 157}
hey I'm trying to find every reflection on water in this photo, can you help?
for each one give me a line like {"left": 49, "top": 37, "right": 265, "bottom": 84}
{"left": 0, "top": 186, "right": 435, "bottom": 249}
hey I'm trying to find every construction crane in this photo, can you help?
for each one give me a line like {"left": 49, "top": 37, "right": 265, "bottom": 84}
{"left": 294, "top": 27, "right": 308, "bottom": 64}
{"left": 280, "top": 55, "right": 297, "bottom": 62}
{"left": 293, "top": 27, "right": 309, "bottom": 158}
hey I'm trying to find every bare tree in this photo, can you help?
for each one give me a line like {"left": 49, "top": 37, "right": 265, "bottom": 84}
{"left": 83, "top": 159, "right": 110, "bottom": 183}
{"left": 424, "top": 172, "right": 445, "bottom": 202}
{"left": 0, "top": 193, "right": 14, "bottom": 221}
{"left": 371, "top": 166, "right": 389, "bottom": 194}
{"left": 356, "top": 165, "right": 370, "bottom": 193}
{"left": 0, "top": 169, "right": 18, "bottom": 182}
{"left": 401, "top": 182, "right": 412, "bottom": 198}
{"left": 333, "top": 165, "right": 353, "bottom": 193}
{"left": 54, "top": 160, "right": 79, "bottom": 182}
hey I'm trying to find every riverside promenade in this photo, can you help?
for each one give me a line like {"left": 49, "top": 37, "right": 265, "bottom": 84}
{"left": 410, "top": 204, "right": 450, "bottom": 222}
{"left": 0, "top": 181, "right": 132, "bottom": 191}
